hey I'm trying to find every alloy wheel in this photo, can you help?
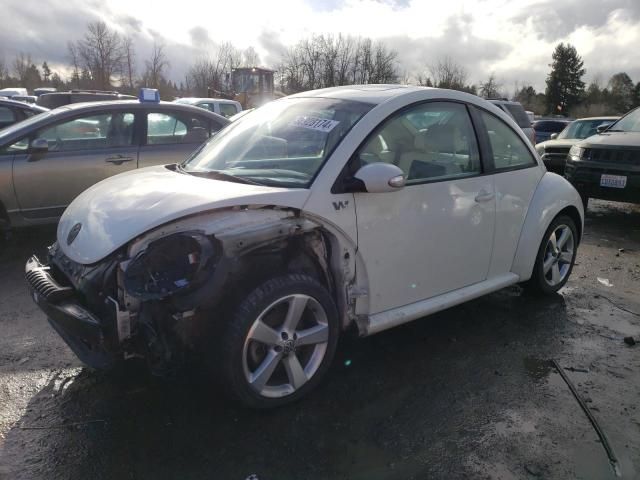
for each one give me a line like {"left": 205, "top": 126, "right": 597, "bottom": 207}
{"left": 542, "top": 224, "right": 575, "bottom": 287}
{"left": 242, "top": 294, "right": 330, "bottom": 398}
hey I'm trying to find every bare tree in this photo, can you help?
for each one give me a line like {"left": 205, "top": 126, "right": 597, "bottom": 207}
{"left": 429, "top": 56, "right": 468, "bottom": 90}
{"left": 68, "top": 42, "right": 81, "bottom": 88}
{"left": 121, "top": 35, "right": 136, "bottom": 92}
{"left": 13, "top": 52, "right": 32, "bottom": 83}
{"left": 143, "top": 41, "right": 169, "bottom": 89}
{"left": 187, "top": 42, "right": 239, "bottom": 96}
{"left": 72, "top": 21, "right": 124, "bottom": 90}
{"left": 479, "top": 74, "right": 502, "bottom": 98}
{"left": 278, "top": 34, "right": 398, "bottom": 94}
{"left": 242, "top": 47, "right": 261, "bottom": 67}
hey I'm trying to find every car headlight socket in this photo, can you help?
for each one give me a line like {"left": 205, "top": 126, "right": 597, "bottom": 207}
{"left": 568, "top": 146, "right": 584, "bottom": 161}
{"left": 123, "top": 232, "right": 219, "bottom": 300}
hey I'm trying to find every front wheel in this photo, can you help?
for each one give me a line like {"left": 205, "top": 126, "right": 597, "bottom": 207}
{"left": 526, "top": 215, "right": 578, "bottom": 294}
{"left": 220, "top": 274, "right": 339, "bottom": 408}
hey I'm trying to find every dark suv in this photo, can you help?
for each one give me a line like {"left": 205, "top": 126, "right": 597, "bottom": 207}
{"left": 565, "top": 107, "right": 640, "bottom": 207}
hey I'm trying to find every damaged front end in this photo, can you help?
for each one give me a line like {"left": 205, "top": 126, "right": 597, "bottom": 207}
{"left": 26, "top": 207, "right": 354, "bottom": 375}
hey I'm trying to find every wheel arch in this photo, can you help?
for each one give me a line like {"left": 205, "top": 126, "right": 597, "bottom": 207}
{"left": 511, "top": 172, "right": 584, "bottom": 282}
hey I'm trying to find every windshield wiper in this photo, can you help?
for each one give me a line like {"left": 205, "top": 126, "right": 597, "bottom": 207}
{"left": 198, "top": 170, "right": 265, "bottom": 186}
{"left": 604, "top": 129, "right": 625, "bottom": 132}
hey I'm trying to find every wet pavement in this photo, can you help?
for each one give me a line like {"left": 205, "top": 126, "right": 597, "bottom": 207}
{"left": 1, "top": 200, "right": 639, "bottom": 479}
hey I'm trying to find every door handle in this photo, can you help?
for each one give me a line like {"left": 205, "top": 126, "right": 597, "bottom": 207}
{"left": 475, "top": 191, "right": 495, "bottom": 203}
{"left": 105, "top": 155, "right": 134, "bottom": 165}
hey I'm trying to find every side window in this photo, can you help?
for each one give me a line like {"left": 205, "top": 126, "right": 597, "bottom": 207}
{"left": 0, "top": 106, "right": 16, "bottom": 128}
{"left": 480, "top": 111, "right": 536, "bottom": 170}
{"left": 219, "top": 103, "right": 238, "bottom": 118}
{"left": 355, "top": 102, "right": 481, "bottom": 184}
{"left": 0, "top": 137, "right": 28, "bottom": 155}
{"left": 36, "top": 112, "right": 134, "bottom": 152}
{"left": 146, "top": 112, "right": 211, "bottom": 145}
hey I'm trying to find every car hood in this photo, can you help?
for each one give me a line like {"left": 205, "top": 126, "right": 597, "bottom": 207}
{"left": 58, "top": 166, "right": 311, "bottom": 264}
{"left": 579, "top": 131, "right": 640, "bottom": 149}
{"left": 537, "top": 139, "right": 579, "bottom": 149}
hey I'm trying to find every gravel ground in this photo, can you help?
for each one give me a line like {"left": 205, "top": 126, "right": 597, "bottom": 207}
{"left": 1, "top": 200, "right": 639, "bottom": 480}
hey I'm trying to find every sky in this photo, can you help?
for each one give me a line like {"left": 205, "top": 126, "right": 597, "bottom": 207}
{"left": 2, "top": 0, "right": 640, "bottom": 93}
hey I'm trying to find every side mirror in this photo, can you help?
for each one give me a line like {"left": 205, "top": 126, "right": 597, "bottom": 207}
{"left": 550, "top": 133, "right": 558, "bottom": 140}
{"left": 596, "top": 123, "right": 611, "bottom": 134}
{"left": 31, "top": 138, "right": 49, "bottom": 152}
{"left": 353, "top": 163, "right": 405, "bottom": 193}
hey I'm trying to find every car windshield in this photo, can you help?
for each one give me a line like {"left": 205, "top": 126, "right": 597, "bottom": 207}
{"left": 0, "top": 110, "right": 52, "bottom": 136}
{"left": 558, "top": 119, "right": 614, "bottom": 140}
{"left": 183, "top": 97, "right": 373, "bottom": 188}
{"left": 609, "top": 108, "right": 640, "bottom": 132}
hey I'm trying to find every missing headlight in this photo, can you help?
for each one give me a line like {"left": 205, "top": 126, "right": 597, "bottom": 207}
{"left": 124, "top": 232, "right": 218, "bottom": 300}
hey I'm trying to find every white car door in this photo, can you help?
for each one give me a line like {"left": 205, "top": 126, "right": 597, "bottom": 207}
{"left": 349, "top": 101, "right": 496, "bottom": 314}
{"left": 473, "top": 108, "right": 544, "bottom": 278}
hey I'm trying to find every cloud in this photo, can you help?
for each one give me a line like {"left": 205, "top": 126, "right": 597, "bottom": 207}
{"left": 513, "top": 0, "right": 640, "bottom": 42}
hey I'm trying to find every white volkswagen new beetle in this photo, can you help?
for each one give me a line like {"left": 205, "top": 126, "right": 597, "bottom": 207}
{"left": 27, "top": 85, "right": 584, "bottom": 408}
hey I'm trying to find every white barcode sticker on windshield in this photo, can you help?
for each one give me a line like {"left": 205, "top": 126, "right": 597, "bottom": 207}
{"left": 290, "top": 116, "right": 340, "bottom": 132}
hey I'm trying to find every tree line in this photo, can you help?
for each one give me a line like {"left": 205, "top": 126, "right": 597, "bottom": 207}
{"left": 1, "top": 21, "right": 639, "bottom": 117}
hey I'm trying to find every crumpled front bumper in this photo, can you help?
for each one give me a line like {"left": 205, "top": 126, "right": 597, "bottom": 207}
{"left": 25, "top": 255, "right": 118, "bottom": 369}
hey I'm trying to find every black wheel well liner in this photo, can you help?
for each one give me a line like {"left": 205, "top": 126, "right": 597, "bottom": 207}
{"left": 224, "top": 230, "right": 336, "bottom": 306}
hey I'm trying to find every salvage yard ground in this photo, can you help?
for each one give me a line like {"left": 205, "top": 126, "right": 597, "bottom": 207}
{"left": 1, "top": 200, "right": 639, "bottom": 479}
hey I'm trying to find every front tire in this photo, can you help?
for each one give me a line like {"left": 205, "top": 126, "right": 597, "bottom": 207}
{"left": 220, "top": 274, "right": 339, "bottom": 408}
{"left": 526, "top": 215, "right": 578, "bottom": 294}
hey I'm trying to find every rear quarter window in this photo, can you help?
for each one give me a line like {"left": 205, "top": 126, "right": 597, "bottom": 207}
{"left": 503, "top": 104, "right": 531, "bottom": 128}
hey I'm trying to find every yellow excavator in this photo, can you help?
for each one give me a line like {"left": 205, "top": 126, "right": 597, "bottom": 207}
{"left": 208, "top": 67, "right": 282, "bottom": 110}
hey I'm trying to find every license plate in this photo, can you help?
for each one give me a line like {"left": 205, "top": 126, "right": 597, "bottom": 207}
{"left": 600, "top": 174, "right": 627, "bottom": 188}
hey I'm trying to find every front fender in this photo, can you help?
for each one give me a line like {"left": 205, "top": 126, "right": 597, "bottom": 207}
{"left": 511, "top": 172, "right": 584, "bottom": 281}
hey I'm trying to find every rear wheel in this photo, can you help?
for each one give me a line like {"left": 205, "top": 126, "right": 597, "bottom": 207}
{"left": 526, "top": 215, "right": 578, "bottom": 294}
{"left": 220, "top": 274, "right": 339, "bottom": 408}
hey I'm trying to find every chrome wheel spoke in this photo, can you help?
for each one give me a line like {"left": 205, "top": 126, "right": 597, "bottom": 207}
{"left": 559, "top": 251, "right": 573, "bottom": 264}
{"left": 283, "top": 354, "right": 307, "bottom": 389}
{"left": 557, "top": 228, "right": 572, "bottom": 249}
{"left": 248, "top": 320, "right": 280, "bottom": 346}
{"left": 296, "top": 324, "right": 329, "bottom": 346}
{"left": 551, "top": 263, "right": 561, "bottom": 284}
{"left": 543, "top": 255, "right": 555, "bottom": 274}
{"left": 549, "top": 231, "right": 558, "bottom": 250}
{"left": 282, "top": 295, "right": 308, "bottom": 331}
{"left": 250, "top": 349, "right": 282, "bottom": 391}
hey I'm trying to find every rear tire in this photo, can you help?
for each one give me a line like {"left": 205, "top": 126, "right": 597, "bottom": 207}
{"left": 526, "top": 215, "right": 578, "bottom": 295}
{"left": 219, "top": 274, "right": 339, "bottom": 408}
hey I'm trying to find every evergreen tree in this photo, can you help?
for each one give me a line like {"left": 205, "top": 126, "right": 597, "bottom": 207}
{"left": 545, "top": 43, "right": 585, "bottom": 116}
{"left": 42, "top": 61, "right": 51, "bottom": 84}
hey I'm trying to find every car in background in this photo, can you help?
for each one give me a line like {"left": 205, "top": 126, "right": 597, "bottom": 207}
{"left": 488, "top": 99, "right": 535, "bottom": 145}
{"left": 565, "top": 107, "right": 640, "bottom": 209}
{"left": 37, "top": 90, "right": 137, "bottom": 109}
{"left": 26, "top": 85, "right": 583, "bottom": 408}
{"left": 0, "top": 98, "right": 49, "bottom": 130}
{"left": 174, "top": 97, "right": 242, "bottom": 118}
{"left": 33, "top": 87, "right": 57, "bottom": 97}
{"left": 532, "top": 119, "right": 571, "bottom": 144}
{"left": 11, "top": 95, "right": 38, "bottom": 104}
{"left": 0, "top": 99, "right": 228, "bottom": 229}
{"left": 0, "top": 87, "right": 28, "bottom": 98}
{"left": 535, "top": 116, "right": 618, "bottom": 174}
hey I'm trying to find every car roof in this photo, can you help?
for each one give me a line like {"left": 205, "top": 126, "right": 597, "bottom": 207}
{"left": 53, "top": 100, "right": 228, "bottom": 118}
{"left": 573, "top": 116, "right": 619, "bottom": 121}
{"left": 0, "top": 97, "right": 48, "bottom": 111}
{"left": 177, "top": 97, "right": 240, "bottom": 104}
{"left": 288, "top": 84, "right": 431, "bottom": 105}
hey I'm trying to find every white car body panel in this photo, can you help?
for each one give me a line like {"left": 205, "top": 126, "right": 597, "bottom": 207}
{"left": 353, "top": 176, "right": 496, "bottom": 314}
{"left": 58, "top": 166, "right": 310, "bottom": 264}
{"left": 510, "top": 172, "right": 584, "bottom": 282}
{"left": 488, "top": 167, "right": 544, "bottom": 278}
